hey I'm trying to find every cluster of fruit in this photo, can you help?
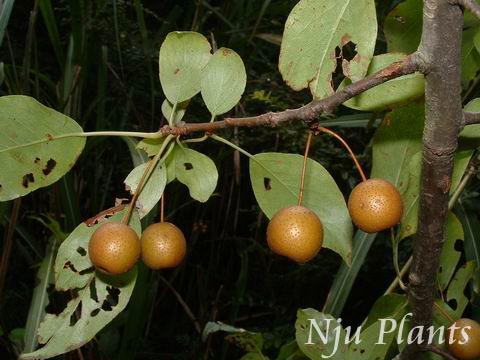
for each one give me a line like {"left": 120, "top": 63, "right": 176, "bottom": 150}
{"left": 89, "top": 221, "right": 186, "bottom": 275}
{"left": 267, "top": 178, "right": 403, "bottom": 263}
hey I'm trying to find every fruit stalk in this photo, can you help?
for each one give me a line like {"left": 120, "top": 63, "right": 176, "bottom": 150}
{"left": 298, "top": 131, "right": 313, "bottom": 206}
{"left": 316, "top": 126, "right": 367, "bottom": 182}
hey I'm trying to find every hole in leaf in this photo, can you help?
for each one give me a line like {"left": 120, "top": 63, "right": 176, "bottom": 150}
{"left": 76, "top": 247, "right": 87, "bottom": 256}
{"left": 63, "top": 261, "right": 78, "bottom": 273}
{"left": 183, "top": 162, "right": 193, "bottom": 170}
{"left": 101, "top": 286, "right": 120, "bottom": 311}
{"left": 263, "top": 177, "right": 271, "bottom": 191}
{"left": 341, "top": 41, "right": 357, "bottom": 62}
{"left": 448, "top": 298, "right": 458, "bottom": 310}
{"left": 360, "top": 349, "right": 365, "bottom": 354}
{"left": 454, "top": 239, "right": 463, "bottom": 252}
{"left": 90, "top": 308, "right": 100, "bottom": 317}
{"left": 22, "top": 173, "right": 35, "bottom": 188}
{"left": 45, "top": 287, "right": 78, "bottom": 315}
{"left": 34, "top": 157, "right": 40, "bottom": 163}
{"left": 79, "top": 266, "right": 95, "bottom": 275}
{"left": 439, "top": 266, "right": 443, "bottom": 273}
{"left": 70, "top": 301, "right": 82, "bottom": 326}
{"left": 332, "top": 40, "right": 358, "bottom": 90}
{"left": 42, "top": 158, "right": 57, "bottom": 176}
{"left": 90, "top": 278, "right": 98, "bottom": 302}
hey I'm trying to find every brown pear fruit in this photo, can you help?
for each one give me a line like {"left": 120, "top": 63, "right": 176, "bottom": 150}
{"left": 348, "top": 178, "right": 403, "bottom": 233}
{"left": 88, "top": 221, "right": 140, "bottom": 275}
{"left": 141, "top": 222, "right": 186, "bottom": 269}
{"left": 266, "top": 205, "right": 323, "bottom": 263}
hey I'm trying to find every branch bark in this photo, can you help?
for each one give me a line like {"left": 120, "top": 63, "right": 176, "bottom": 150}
{"left": 159, "top": 54, "right": 420, "bottom": 136}
{"left": 401, "top": 0, "right": 464, "bottom": 358}
{"left": 463, "top": 111, "right": 480, "bottom": 125}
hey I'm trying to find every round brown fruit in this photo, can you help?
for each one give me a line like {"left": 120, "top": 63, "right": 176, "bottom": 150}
{"left": 88, "top": 221, "right": 140, "bottom": 275}
{"left": 141, "top": 222, "right": 186, "bottom": 269}
{"left": 448, "top": 318, "right": 480, "bottom": 360}
{"left": 348, "top": 178, "right": 403, "bottom": 233}
{"left": 266, "top": 205, "right": 323, "bottom": 263}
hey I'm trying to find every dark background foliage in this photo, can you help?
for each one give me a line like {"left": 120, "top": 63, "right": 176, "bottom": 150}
{"left": 0, "top": 0, "right": 478, "bottom": 359}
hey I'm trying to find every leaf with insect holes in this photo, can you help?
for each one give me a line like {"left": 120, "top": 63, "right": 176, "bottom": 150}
{"left": 159, "top": 32, "right": 212, "bottom": 104}
{"left": 0, "top": 95, "right": 85, "bottom": 201}
{"left": 174, "top": 146, "right": 218, "bottom": 202}
{"left": 438, "top": 212, "right": 464, "bottom": 292}
{"left": 124, "top": 162, "right": 167, "bottom": 219}
{"left": 447, "top": 261, "right": 476, "bottom": 319}
{"left": 340, "top": 53, "right": 424, "bottom": 111}
{"left": 250, "top": 153, "right": 352, "bottom": 265}
{"left": 201, "top": 47, "right": 246, "bottom": 116}
{"left": 295, "top": 308, "right": 346, "bottom": 359}
{"left": 278, "top": 0, "right": 377, "bottom": 100}
{"left": 19, "top": 210, "right": 140, "bottom": 360}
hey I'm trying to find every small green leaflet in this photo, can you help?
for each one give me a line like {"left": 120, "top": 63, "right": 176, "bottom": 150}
{"left": 161, "top": 99, "right": 189, "bottom": 125}
{"left": 278, "top": 0, "right": 377, "bottom": 99}
{"left": 20, "top": 210, "right": 141, "bottom": 359}
{"left": 159, "top": 32, "right": 212, "bottom": 104}
{"left": 124, "top": 161, "right": 167, "bottom": 219}
{"left": 174, "top": 146, "right": 218, "bottom": 202}
{"left": 249, "top": 153, "right": 352, "bottom": 265}
{"left": 201, "top": 47, "right": 247, "bottom": 116}
{"left": 0, "top": 95, "right": 85, "bottom": 201}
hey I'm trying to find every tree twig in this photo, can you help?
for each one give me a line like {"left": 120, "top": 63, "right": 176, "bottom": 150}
{"left": 401, "top": 1, "right": 464, "bottom": 358}
{"left": 158, "top": 54, "right": 421, "bottom": 136}
{"left": 424, "top": 346, "right": 458, "bottom": 360}
{"left": 457, "top": 0, "right": 480, "bottom": 20}
{"left": 463, "top": 111, "right": 480, "bottom": 125}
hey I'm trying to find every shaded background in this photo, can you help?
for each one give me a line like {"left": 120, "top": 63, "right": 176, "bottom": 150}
{"left": 0, "top": 1, "right": 478, "bottom": 359}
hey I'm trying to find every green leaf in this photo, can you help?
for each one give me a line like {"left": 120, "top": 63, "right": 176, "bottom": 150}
{"left": 201, "top": 47, "right": 247, "bottom": 116}
{"left": 348, "top": 296, "right": 407, "bottom": 358}
{"left": 20, "top": 210, "right": 141, "bottom": 360}
{"left": 383, "top": 0, "right": 422, "bottom": 54}
{"left": 322, "top": 230, "right": 377, "bottom": 317}
{"left": 23, "top": 237, "right": 57, "bottom": 353}
{"left": 456, "top": 200, "right": 480, "bottom": 279}
{"left": 340, "top": 54, "right": 424, "bottom": 111}
{"left": 447, "top": 261, "right": 477, "bottom": 318}
{"left": 159, "top": 31, "right": 212, "bottom": 104}
{"left": 362, "top": 294, "right": 408, "bottom": 329}
{"left": 137, "top": 138, "right": 165, "bottom": 157}
{"left": 438, "top": 212, "right": 464, "bottom": 291}
{"left": 124, "top": 161, "right": 167, "bottom": 219}
{"left": 161, "top": 99, "right": 189, "bottom": 125}
{"left": 278, "top": 0, "right": 377, "bottom": 99}
{"left": 174, "top": 146, "right": 218, "bottom": 202}
{"left": 226, "top": 332, "right": 264, "bottom": 354}
{"left": 462, "top": 28, "right": 480, "bottom": 88}
{"left": 295, "top": 309, "right": 346, "bottom": 359}
{"left": 0, "top": 95, "right": 85, "bottom": 201}
{"left": 371, "top": 102, "right": 424, "bottom": 193}
{"left": 399, "top": 150, "right": 472, "bottom": 240}
{"left": 249, "top": 153, "right": 352, "bottom": 265}
{"left": 278, "top": 340, "right": 308, "bottom": 360}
